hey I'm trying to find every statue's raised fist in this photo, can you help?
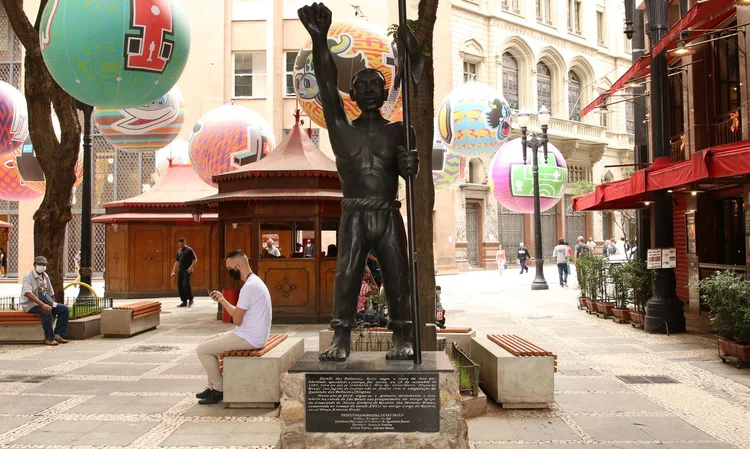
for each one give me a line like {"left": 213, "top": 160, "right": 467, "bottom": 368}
{"left": 298, "top": 3, "right": 332, "bottom": 38}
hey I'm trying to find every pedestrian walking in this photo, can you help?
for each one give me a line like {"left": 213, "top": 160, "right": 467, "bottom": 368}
{"left": 171, "top": 237, "right": 197, "bottom": 307}
{"left": 0, "top": 248, "right": 5, "bottom": 277}
{"left": 575, "top": 236, "right": 588, "bottom": 259}
{"left": 553, "top": 239, "right": 569, "bottom": 287}
{"left": 496, "top": 244, "right": 507, "bottom": 276}
{"left": 517, "top": 242, "right": 530, "bottom": 274}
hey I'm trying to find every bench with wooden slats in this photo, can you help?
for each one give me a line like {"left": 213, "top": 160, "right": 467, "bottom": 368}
{"left": 0, "top": 310, "right": 42, "bottom": 326}
{"left": 219, "top": 334, "right": 288, "bottom": 374}
{"left": 437, "top": 327, "right": 473, "bottom": 334}
{"left": 113, "top": 301, "right": 161, "bottom": 320}
{"left": 488, "top": 334, "right": 558, "bottom": 372}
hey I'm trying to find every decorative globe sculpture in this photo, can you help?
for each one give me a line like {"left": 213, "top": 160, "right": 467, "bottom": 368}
{"left": 0, "top": 150, "right": 42, "bottom": 201}
{"left": 293, "top": 20, "right": 401, "bottom": 128}
{"left": 155, "top": 139, "right": 190, "bottom": 179}
{"left": 0, "top": 81, "right": 29, "bottom": 157}
{"left": 489, "top": 138, "right": 568, "bottom": 213}
{"left": 433, "top": 150, "right": 461, "bottom": 191}
{"left": 436, "top": 82, "right": 512, "bottom": 156}
{"left": 40, "top": 0, "right": 191, "bottom": 109}
{"left": 13, "top": 114, "right": 84, "bottom": 195}
{"left": 95, "top": 86, "right": 185, "bottom": 152}
{"left": 189, "top": 105, "right": 275, "bottom": 187}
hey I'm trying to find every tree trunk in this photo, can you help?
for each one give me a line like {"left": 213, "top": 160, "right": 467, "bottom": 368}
{"left": 412, "top": 0, "right": 439, "bottom": 351}
{"left": 2, "top": 0, "right": 82, "bottom": 299}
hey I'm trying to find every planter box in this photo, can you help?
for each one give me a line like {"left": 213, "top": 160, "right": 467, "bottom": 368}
{"left": 629, "top": 311, "right": 646, "bottom": 328}
{"left": 578, "top": 297, "right": 588, "bottom": 309}
{"left": 596, "top": 302, "right": 615, "bottom": 316}
{"left": 585, "top": 299, "right": 596, "bottom": 310}
{"left": 612, "top": 308, "right": 630, "bottom": 323}
{"left": 718, "top": 338, "right": 750, "bottom": 363}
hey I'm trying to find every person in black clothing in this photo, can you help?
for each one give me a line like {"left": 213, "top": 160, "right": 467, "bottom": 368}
{"left": 171, "top": 237, "right": 197, "bottom": 307}
{"left": 517, "top": 242, "right": 530, "bottom": 274}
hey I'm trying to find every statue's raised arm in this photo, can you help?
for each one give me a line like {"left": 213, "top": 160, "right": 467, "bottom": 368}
{"left": 298, "top": 3, "right": 347, "bottom": 128}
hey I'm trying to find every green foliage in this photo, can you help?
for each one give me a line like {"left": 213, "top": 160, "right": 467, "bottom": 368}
{"left": 618, "top": 259, "right": 652, "bottom": 312}
{"left": 607, "top": 264, "right": 630, "bottom": 308}
{"left": 699, "top": 270, "right": 750, "bottom": 342}
{"left": 387, "top": 21, "right": 432, "bottom": 58}
{"left": 450, "top": 356, "right": 474, "bottom": 390}
{"left": 576, "top": 254, "right": 604, "bottom": 300}
{"left": 569, "top": 180, "right": 596, "bottom": 197}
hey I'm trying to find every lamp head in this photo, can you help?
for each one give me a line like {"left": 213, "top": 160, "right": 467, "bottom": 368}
{"left": 538, "top": 105, "right": 550, "bottom": 126}
{"left": 518, "top": 109, "right": 529, "bottom": 128}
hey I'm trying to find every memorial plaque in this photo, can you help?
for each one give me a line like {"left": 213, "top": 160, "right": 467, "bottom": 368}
{"left": 305, "top": 373, "right": 440, "bottom": 433}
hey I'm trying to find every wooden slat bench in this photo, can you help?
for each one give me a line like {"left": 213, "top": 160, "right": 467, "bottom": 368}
{"left": 437, "top": 327, "right": 476, "bottom": 353}
{"left": 101, "top": 301, "right": 161, "bottom": 337}
{"left": 221, "top": 334, "right": 304, "bottom": 408}
{"left": 469, "top": 334, "right": 555, "bottom": 409}
{"left": 0, "top": 310, "right": 44, "bottom": 343}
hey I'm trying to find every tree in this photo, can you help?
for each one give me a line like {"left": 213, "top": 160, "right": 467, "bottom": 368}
{"left": 2, "top": 0, "right": 82, "bottom": 298}
{"left": 394, "top": 0, "right": 440, "bottom": 350}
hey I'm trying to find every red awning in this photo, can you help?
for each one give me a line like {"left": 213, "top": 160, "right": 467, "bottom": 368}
{"left": 188, "top": 188, "right": 344, "bottom": 206}
{"left": 572, "top": 140, "right": 750, "bottom": 211}
{"left": 652, "top": 0, "right": 736, "bottom": 55}
{"left": 581, "top": 56, "right": 652, "bottom": 118}
{"left": 92, "top": 212, "right": 219, "bottom": 224}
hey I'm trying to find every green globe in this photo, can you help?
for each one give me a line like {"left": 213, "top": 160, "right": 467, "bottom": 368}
{"left": 40, "top": 0, "right": 190, "bottom": 109}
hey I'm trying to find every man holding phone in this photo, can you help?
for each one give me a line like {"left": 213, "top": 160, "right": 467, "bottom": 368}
{"left": 20, "top": 256, "right": 69, "bottom": 346}
{"left": 194, "top": 249, "right": 272, "bottom": 405}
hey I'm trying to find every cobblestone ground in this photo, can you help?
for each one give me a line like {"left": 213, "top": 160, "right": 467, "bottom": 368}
{"left": 0, "top": 270, "right": 747, "bottom": 449}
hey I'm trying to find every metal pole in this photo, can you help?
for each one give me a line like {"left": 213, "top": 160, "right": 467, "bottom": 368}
{"left": 644, "top": 0, "right": 685, "bottom": 333}
{"left": 396, "top": 0, "right": 421, "bottom": 365}
{"left": 531, "top": 131, "right": 549, "bottom": 291}
{"left": 77, "top": 103, "right": 94, "bottom": 301}
{"left": 631, "top": 6, "right": 651, "bottom": 260}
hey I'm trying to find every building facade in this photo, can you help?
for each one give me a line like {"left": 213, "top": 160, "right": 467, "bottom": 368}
{"left": 3, "top": 0, "right": 634, "bottom": 278}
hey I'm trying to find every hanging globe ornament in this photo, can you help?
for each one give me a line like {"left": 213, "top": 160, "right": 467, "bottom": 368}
{"left": 154, "top": 138, "right": 189, "bottom": 179}
{"left": 0, "top": 81, "right": 29, "bottom": 158}
{"left": 436, "top": 82, "right": 512, "bottom": 156}
{"left": 95, "top": 86, "right": 185, "bottom": 152}
{"left": 40, "top": 0, "right": 191, "bottom": 109}
{"left": 489, "top": 137, "right": 568, "bottom": 214}
{"left": 293, "top": 20, "right": 402, "bottom": 128}
{"left": 189, "top": 104, "right": 275, "bottom": 187}
{"left": 431, "top": 118, "right": 462, "bottom": 191}
{"left": 0, "top": 149, "right": 42, "bottom": 202}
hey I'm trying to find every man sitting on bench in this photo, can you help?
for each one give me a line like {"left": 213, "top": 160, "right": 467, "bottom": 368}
{"left": 195, "top": 249, "right": 272, "bottom": 405}
{"left": 20, "top": 256, "right": 69, "bottom": 346}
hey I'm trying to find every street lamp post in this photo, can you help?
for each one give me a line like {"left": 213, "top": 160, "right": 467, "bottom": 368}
{"left": 76, "top": 102, "right": 94, "bottom": 302}
{"left": 518, "top": 106, "right": 551, "bottom": 291}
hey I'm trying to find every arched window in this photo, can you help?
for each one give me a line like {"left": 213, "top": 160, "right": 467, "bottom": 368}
{"left": 537, "top": 61, "right": 552, "bottom": 111}
{"left": 603, "top": 170, "right": 614, "bottom": 183}
{"left": 502, "top": 52, "right": 519, "bottom": 110}
{"left": 568, "top": 71, "right": 581, "bottom": 121}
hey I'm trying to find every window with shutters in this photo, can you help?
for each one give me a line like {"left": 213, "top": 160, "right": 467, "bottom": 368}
{"left": 502, "top": 53, "right": 519, "bottom": 110}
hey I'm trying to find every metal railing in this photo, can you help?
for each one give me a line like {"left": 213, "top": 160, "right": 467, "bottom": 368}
{"left": 0, "top": 296, "right": 112, "bottom": 319}
{"left": 450, "top": 342, "right": 480, "bottom": 397}
{"left": 714, "top": 110, "right": 742, "bottom": 146}
{"left": 350, "top": 328, "right": 394, "bottom": 352}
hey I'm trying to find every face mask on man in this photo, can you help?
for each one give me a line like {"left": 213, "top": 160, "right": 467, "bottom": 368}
{"left": 35, "top": 265, "right": 46, "bottom": 274}
{"left": 228, "top": 267, "right": 241, "bottom": 280}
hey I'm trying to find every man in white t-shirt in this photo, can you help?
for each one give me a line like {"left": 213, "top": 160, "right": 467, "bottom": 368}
{"left": 195, "top": 249, "right": 272, "bottom": 405}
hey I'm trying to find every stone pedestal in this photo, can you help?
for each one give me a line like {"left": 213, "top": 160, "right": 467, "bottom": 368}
{"left": 482, "top": 241, "right": 499, "bottom": 270}
{"left": 67, "top": 315, "right": 101, "bottom": 340}
{"left": 455, "top": 241, "right": 470, "bottom": 272}
{"left": 279, "top": 352, "right": 469, "bottom": 449}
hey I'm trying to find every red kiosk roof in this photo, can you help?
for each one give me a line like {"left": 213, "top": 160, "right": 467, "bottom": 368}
{"left": 0, "top": 220, "right": 11, "bottom": 229}
{"left": 213, "top": 124, "right": 338, "bottom": 182}
{"left": 572, "top": 140, "right": 750, "bottom": 211}
{"left": 102, "top": 164, "right": 217, "bottom": 209}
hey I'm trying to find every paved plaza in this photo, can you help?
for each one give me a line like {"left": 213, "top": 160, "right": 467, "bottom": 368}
{"left": 0, "top": 268, "right": 748, "bottom": 449}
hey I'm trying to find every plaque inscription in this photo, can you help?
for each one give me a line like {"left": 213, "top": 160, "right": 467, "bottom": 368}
{"left": 305, "top": 373, "right": 440, "bottom": 433}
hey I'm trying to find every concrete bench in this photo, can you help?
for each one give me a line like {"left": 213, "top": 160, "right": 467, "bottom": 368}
{"left": 101, "top": 301, "right": 161, "bottom": 338}
{"left": 437, "top": 327, "right": 476, "bottom": 353}
{"left": 220, "top": 334, "right": 305, "bottom": 408}
{"left": 0, "top": 310, "right": 44, "bottom": 343}
{"left": 470, "top": 334, "right": 555, "bottom": 409}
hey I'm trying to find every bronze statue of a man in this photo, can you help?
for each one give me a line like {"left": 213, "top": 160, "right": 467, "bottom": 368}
{"left": 298, "top": 3, "right": 419, "bottom": 362}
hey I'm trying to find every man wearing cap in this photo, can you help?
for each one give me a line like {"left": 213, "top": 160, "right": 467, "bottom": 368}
{"left": 21, "top": 256, "right": 70, "bottom": 346}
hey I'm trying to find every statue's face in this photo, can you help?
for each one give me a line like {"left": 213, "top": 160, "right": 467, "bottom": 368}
{"left": 349, "top": 70, "right": 387, "bottom": 113}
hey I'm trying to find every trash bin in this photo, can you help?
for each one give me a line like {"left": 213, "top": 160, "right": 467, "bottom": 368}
{"left": 221, "top": 289, "right": 239, "bottom": 323}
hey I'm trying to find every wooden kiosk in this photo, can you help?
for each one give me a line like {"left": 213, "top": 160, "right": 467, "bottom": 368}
{"left": 190, "top": 121, "right": 342, "bottom": 323}
{"left": 93, "top": 164, "right": 220, "bottom": 298}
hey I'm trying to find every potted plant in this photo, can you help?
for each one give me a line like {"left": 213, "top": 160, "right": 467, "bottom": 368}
{"left": 575, "top": 254, "right": 594, "bottom": 309}
{"left": 608, "top": 263, "right": 629, "bottom": 321}
{"left": 699, "top": 270, "right": 750, "bottom": 366}
{"left": 622, "top": 259, "right": 651, "bottom": 328}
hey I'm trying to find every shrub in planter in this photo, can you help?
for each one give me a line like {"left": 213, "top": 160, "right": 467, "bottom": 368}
{"left": 575, "top": 255, "right": 595, "bottom": 308}
{"left": 606, "top": 263, "right": 628, "bottom": 319}
{"left": 699, "top": 270, "right": 750, "bottom": 363}
{"left": 617, "top": 259, "right": 651, "bottom": 324}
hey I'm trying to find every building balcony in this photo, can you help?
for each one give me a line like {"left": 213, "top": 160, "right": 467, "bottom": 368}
{"left": 509, "top": 113, "right": 614, "bottom": 146}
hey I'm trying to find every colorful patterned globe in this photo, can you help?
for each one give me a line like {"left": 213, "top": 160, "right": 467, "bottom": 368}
{"left": 293, "top": 20, "right": 402, "bottom": 128}
{"left": 489, "top": 138, "right": 568, "bottom": 213}
{"left": 40, "top": 0, "right": 191, "bottom": 109}
{"left": 433, "top": 151, "right": 461, "bottom": 191}
{"left": 13, "top": 114, "right": 84, "bottom": 195}
{"left": 155, "top": 138, "right": 189, "bottom": 179}
{"left": 189, "top": 105, "right": 275, "bottom": 187}
{"left": 436, "top": 82, "right": 512, "bottom": 156}
{"left": 0, "top": 81, "right": 29, "bottom": 157}
{"left": 0, "top": 146, "right": 42, "bottom": 201}
{"left": 95, "top": 86, "right": 185, "bottom": 151}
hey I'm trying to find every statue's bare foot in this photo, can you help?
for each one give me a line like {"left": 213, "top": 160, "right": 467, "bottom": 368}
{"left": 319, "top": 328, "right": 351, "bottom": 361}
{"left": 386, "top": 333, "right": 414, "bottom": 360}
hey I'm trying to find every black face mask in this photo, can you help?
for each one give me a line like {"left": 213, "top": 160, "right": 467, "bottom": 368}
{"left": 228, "top": 268, "right": 242, "bottom": 280}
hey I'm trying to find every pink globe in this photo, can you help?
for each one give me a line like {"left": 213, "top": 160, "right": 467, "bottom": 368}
{"left": 489, "top": 138, "right": 568, "bottom": 213}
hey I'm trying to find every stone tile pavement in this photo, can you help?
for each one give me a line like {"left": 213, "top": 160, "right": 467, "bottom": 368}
{"left": 0, "top": 268, "right": 747, "bottom": 448}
